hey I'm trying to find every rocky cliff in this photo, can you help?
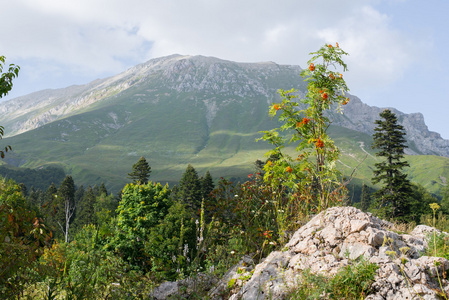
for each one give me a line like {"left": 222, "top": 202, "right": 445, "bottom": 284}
{"left": 334, "top": 95, "right": 449, "bottom": 157}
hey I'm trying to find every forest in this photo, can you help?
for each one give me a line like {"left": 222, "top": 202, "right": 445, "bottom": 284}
{"left": 1, "top": 45, "right": 449, "bottom": 299}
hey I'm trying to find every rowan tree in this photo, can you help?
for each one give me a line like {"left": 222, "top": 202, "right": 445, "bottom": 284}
{"left": 371, "top": 109, "right": 413, "bottom": 220}
{"left": 260, "top": 43, "right": 350, "bottom": 219}
{"left": 0, "top": 56, "right": 19, "bottom": 158}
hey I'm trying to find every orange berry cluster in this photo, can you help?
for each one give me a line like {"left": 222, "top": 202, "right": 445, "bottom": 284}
{"left": 309, "top": 63, "right": 315, "bottom": 72}
{"left": 296, "top": 117, "right": 311, "bottom": 128}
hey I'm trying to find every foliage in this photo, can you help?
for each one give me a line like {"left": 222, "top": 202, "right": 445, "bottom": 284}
{"left": 26, "top": 225, "right": 155, "bottom": 299}
{"left": 210, "top": 175, "right": 286, "bottom": 259}
{"left": 128, "top": 156, "right": 151, "bottom": 185}
{"left": 145, "top": 201, "right": 197, "bottom": 281}
{"left": 0, "top": 178, "right": 52, "bottom": 299}
{"left": 107, "top": 181, "right": 172, "bottom": 270}
{"left": 406, "top": 183, "right": 434, "bottom": 222}
{"left": 287, "top": 257, "right": 378, "bottom": 299}
{"left": 73, "top": 185, "right": 96, "bottom": 231}
{"left": 0, "top": 165, "right": 66, "bottom": 192}
{"left": 360, "top": 183, "right": 372, "bottom": 212}
{"left": 175, "top": 164, "right": 203, "bottom": 214}
{"left": 201, "top": 170, "right": 215, "bottom": 207}
{"left": 427, "top": 231, "right": 449, "bottom": 260}
{"left": 441, "top": 185, "right": 449, "bottom": 215}
{"left": 371, "top": 109, "right": 413, "bottom": 221}
{"left": 0, "top": 56, "right": 19, "bottom": 158}
{"left": 259, "top": 43, "right": 350, "bottom": 234}
{"left": 56, "top": 175, "right": 77, "bottom": 243}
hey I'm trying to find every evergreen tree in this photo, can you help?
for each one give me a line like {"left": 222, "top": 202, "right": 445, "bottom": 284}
{"left": 201, "top": 170, "right": 215, "bottom": 201}
{"left": 74, "top": 185, "right": 85, "bottom": 206}
{"left": 177, "top": 164, "right": 202, "bottom": 213}
{"left": 56, "top": 175, "right": 76, "bottom": 242}
{"left": 200, "top": 170, "right": 215, "bottom": 220}
{"left": 441, "top": 186, "right": 449, "bottom": 215}
{"left": 99, "top": 182, "right": 108, "bottom": 196}
{"left": 371, "top": 109, "right": 413, "bottom": 220}
{"left": 360, "top": 183, "right": 371, "bottom": 212}
{"left": 41, "top": 183, "right": 59, "bottom": 237}
{"left": 128, "top": 156, "right": 151, "bottom": 184}
{"left": 74, "top": 186, "right": 96, "bottom": 232}
{"left": 407, "top": 183, "right": 434, "bottom": 222}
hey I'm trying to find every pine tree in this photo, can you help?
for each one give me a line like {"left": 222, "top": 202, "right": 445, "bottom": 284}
{"left": 371, "top": 109, "right": 412, "bottom": 220}
{"left": 99, "top": 182, "right": 108, "bottom": 196}
{"left": 177, "top": 164, "right": 202, "bottom": 213}
{"left": 201, "top": 171, "right": 214, "bottom": 201}
{"left": 74, "top": 186, "right": 96, "bottom": 231}
{"left": 360, "top": 183, "right": 371, "bottom": 212}
{"left": 128, "top": 156, "right": 151, "bottom": 184}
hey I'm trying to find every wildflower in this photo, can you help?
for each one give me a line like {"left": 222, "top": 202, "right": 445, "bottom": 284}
{"left": 273, "top": 104, "right": 281, "bottom": 110}
{"left": 329, "top": 73, "right": 335, "bottom": 80}
{"left": 430, "top": 203, "right": 440, "bottom": 211}
{"left": 266, "top": 160, "right": 272, "bottom": 166}
{"left": 296, "top": 121, "right": 303, "bottom": 128}
{"left": 248, "top": 174, "right": 253, "bottom": 178}
{"left": 302, "top": 117, "right": 310, "bottom": 124}
{"left": 321, "top": 92, "right": 328, "bottom": 100}
{"left": 328, "top": 44, "right": 332, "bottom": 48}
{"left": 231, "top": 250, "right": 235, "bottom": 255}
{"left": 336, "top": 42, "right": 339, "bottom": 48}
{"left": 342, "top": 98, "right": 349, "bottom": 105}
{"left": 285, "top": 166, "right": 293, "bottom": 173}
{"left": 315, "top": 139, "right": 324, "bottom": 148}
{"left": 309, "top": 63, "right": 315, "bottom": 71}
{"left": 340, "top": 73, "right": 343, "bottom": 78}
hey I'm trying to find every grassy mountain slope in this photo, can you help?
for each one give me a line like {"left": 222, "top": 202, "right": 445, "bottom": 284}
{"left": 1, "top": 55, "right": 448, "bottom": 196}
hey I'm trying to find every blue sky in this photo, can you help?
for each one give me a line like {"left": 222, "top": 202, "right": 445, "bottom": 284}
{"left": 1, "top": 0, "right": 448, "bottom": 138}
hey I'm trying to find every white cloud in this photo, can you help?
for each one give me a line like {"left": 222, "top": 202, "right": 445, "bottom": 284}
{"left": 0, "top": 1, "right": 428, "bottom": 94}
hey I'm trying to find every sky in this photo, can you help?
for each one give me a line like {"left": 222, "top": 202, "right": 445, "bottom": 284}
{"left": 1, "top": 0, "right": 448, "bottom": 138}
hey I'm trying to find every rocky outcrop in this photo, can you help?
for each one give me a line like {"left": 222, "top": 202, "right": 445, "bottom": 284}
{"left": 331, "top": 95, "right": 449, "bottom": 157}
{"left": 213, "top": 206, "right": 449, "bottom": 299}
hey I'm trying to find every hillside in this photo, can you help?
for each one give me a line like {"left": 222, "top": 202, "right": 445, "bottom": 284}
{"left": 1, "top": 55, "right": 448, "bottom": 195}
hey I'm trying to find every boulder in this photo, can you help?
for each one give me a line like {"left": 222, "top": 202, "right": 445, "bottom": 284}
{"left": 219, "top": 206, "right": 449, "bottom": 300}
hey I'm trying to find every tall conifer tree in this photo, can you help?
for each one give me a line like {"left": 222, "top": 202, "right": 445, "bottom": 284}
{"left": 128, "top": 156, "right": 151, "bottom": 184}
{"left": 201, "top": 170, "right": 214, "bottom": 201}
{"left": 371, "top": 109, "right": 412, "bottom": 220}
{"left": 360, "top": 183, "right": 372, "bottom": 212}
{"left": 177, "top": 164, "right": 202, "bottom": 213}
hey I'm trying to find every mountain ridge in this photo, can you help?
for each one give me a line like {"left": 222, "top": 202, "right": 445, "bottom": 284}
{"left": 0, "top": 54, "right": 448, "bottom": 193}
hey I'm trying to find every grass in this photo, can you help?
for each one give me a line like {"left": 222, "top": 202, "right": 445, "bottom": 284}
{"left": 2, "top": 76, "right": 449, "bottom": 196}
{"left": 286, "top": 257, "right": 378, "bottom": 300}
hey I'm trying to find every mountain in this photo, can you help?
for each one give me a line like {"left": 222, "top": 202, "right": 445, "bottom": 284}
{"left": 0, "top": 54, "right": 448, "bottom": 194}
